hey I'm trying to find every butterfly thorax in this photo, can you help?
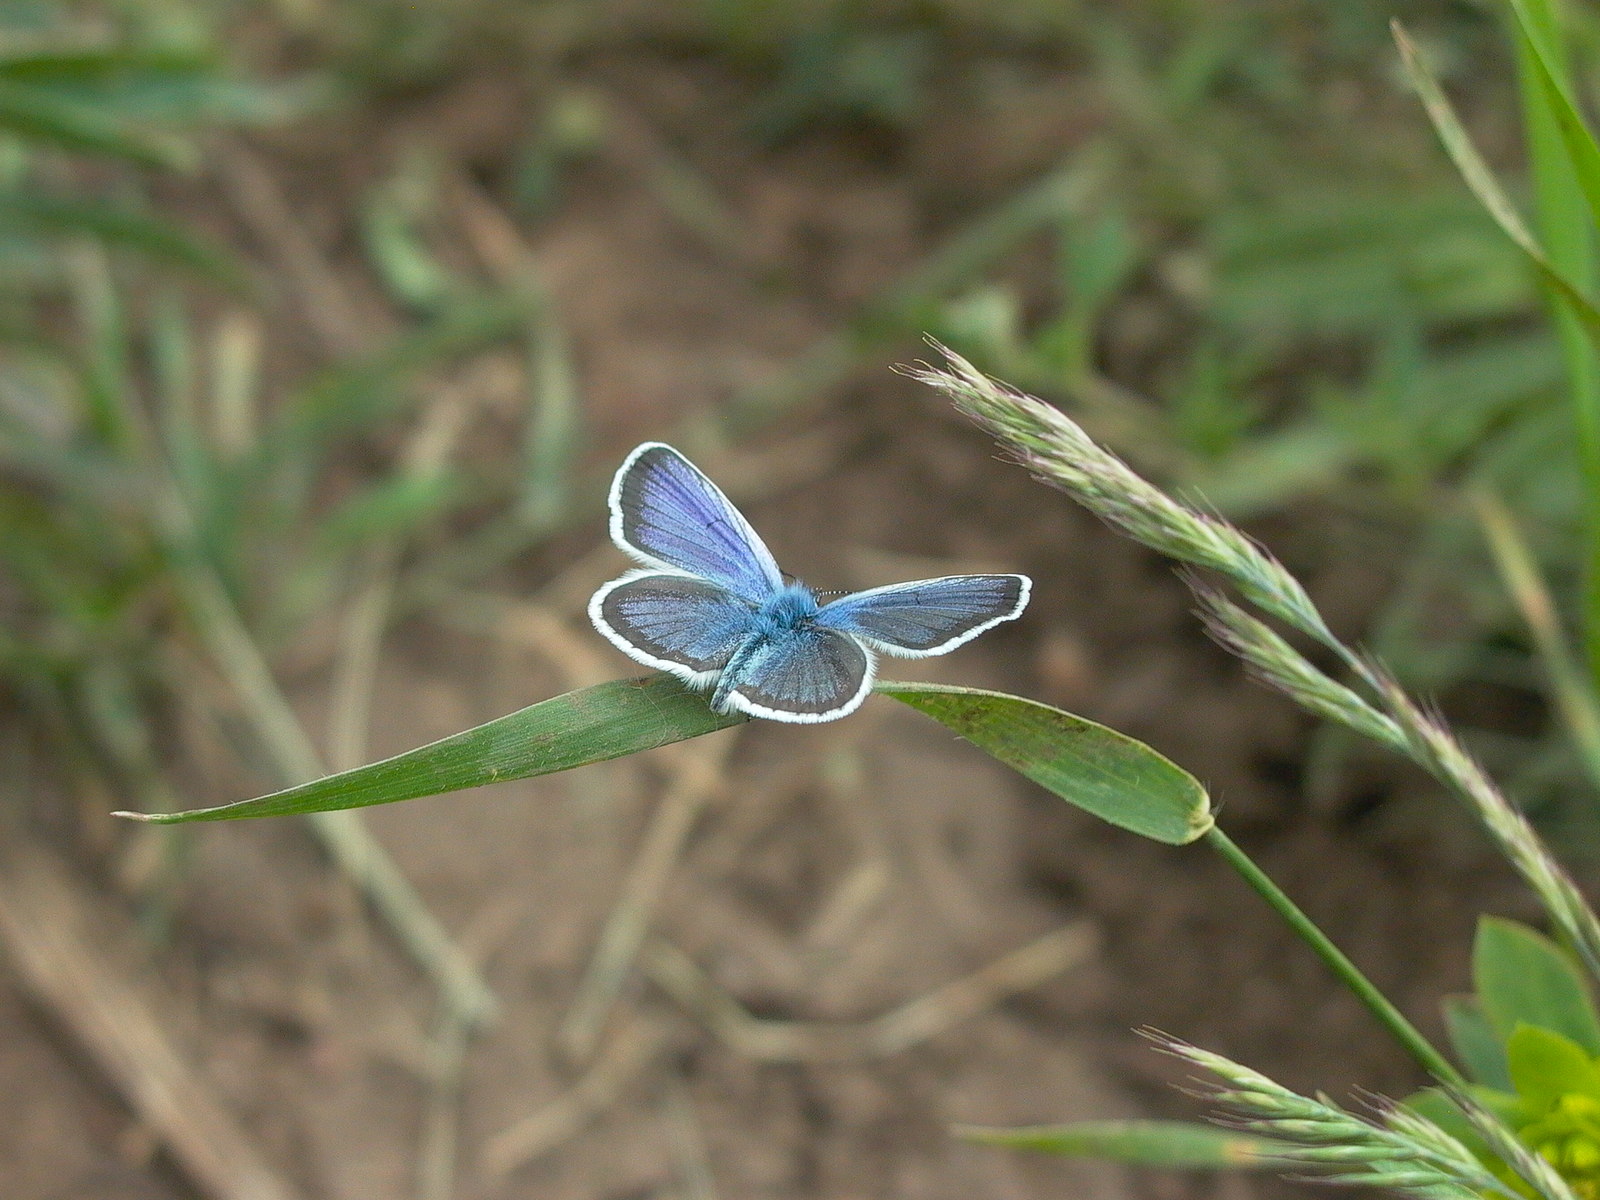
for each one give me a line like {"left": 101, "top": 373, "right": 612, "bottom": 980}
{"left": 753, "top": 583, "right": 821, "bottom": 633}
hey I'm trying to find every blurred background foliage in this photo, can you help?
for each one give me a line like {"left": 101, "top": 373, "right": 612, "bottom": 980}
{"left": 4, "top": 0, "right": 1598, "bottom": 843}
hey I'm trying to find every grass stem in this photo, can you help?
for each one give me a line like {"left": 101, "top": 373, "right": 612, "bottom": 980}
{"left": 1204, "top": 826, "right": 1462, "bottom": 1087}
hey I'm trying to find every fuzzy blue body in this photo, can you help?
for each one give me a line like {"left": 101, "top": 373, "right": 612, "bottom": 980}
{"left": 752, "top": 584, "right": 822, "bottom": 633}
{"left": 710, "top": 584, "right": 821, "bottom": 711}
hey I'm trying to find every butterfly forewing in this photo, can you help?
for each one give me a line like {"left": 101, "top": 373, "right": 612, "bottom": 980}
{"left": 589, "top": 571, "right": 757, "bottom": 681}
{"left": 813, "top": 574, "right": 1029, "bottom": 657}
{"left": 722, "top": 627, "right": 873, "bottom": 723}
{"left": 611, "top": 443, "right": 783, "bottom": 604}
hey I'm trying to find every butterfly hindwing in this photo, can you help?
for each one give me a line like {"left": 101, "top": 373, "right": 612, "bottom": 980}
{"left": 610, "top": 443, "right": 783, "bottom": 604}
{"left": 813, "top": 574, "right": 1030, "bottom": 657}
{"left": 718, "top": 627, "right": 874, "bottom": 723}
{"left": 589, "top": 570, "right": 757, "bottom": 683}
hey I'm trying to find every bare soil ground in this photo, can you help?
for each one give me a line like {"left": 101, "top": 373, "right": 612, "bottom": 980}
{"left": 0, "top": 43, "right": 1537, "bottom": 1200}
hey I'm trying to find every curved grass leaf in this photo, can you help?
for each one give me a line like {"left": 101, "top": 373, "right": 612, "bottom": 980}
{"left": 1506, "top": 0, "right": 1600, "bottom": 236}
{"left": 0, "top": 43, "right": 309, "bottom": 128}
{"left": 1504, "top": 0, "right": 1600, "bottom": 678}
{"left": 116, "top": 675, "right": 745, "bottom": 824}
{"left": 116, "top": 677, "right": 1210, "bottom": 844}
{"left": 0, "top": 191, "right": 246, "bottom": 288}
{"left": 0, "top": 46, "right": 213, "bottom": 80}
{"left": 1393, "top": 22, "right": 1600, "bottom": 350}
{"left": 0, "top": 78, "right": 190, "bottom": 168}
{"left": 879, "top": 682, "right": 1213, "bottom": 845}
{"left": 954, "top": 1120, "right": 1283, "bottom": 1167}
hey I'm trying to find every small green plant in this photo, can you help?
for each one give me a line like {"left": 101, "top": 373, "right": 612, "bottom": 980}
{"left": 1403, "top": 918, "right": 1600, "bottom": 1200}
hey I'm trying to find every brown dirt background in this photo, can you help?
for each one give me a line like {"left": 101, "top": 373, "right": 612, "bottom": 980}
{"left": 0, "top": 32, "right": 1543, "bottom": 1200}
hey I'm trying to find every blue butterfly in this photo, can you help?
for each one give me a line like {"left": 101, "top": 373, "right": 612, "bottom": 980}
{"left": 588, "top": 443, "right": 1031, "bottom": 723}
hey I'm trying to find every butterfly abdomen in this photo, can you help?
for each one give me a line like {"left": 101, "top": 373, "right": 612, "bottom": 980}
{"left": 711, "top": 587, "right": 821, "bottom": 713}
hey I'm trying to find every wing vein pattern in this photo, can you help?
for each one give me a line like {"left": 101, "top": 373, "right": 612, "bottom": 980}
{"left": 590, "top": 571, "right": 755, "bottom": 680}
{"left": 611, "top": 443, "right": 782, "bottom": 603}
{"left": 814, "top": 574, "right": 1029, "bottom": 657}
{"left": 723, "top": 627, "right": 873, "bottom": 722}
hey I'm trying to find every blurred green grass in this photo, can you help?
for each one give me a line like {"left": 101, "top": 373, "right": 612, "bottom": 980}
{"left": 4, "top": 0, "right": 1595, "bottom": 852}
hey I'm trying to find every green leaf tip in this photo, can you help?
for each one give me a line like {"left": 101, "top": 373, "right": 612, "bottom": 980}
{"left": 877, "top": 682, "right": 1213, "bottom": 845}
{"left": 116, "top": 675, "right": 745, "bottom": 824}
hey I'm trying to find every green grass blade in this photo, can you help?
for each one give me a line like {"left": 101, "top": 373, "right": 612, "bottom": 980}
{"left": 259, "top": 291, "right": 537, "bottom": 462}
{"left": 0, "top": 43, "right": 293, "bottom": 127}
{"left": 1392, "top": 21, "right": 1600, "bottom": 347}
{"left": 954, "top": 1119, "right": 1283, "bottom": 1167}
{"left": 0, "top": 77, "right": 190, "bottom": 167}
{"left": 115, "top": 675, "right": 744, "bottom": 824}
{"left": 1506, "top": 0, "right": 1600, "bottom": 232}
{"left": 0, "top": 190, "right": 247, "bottom": 288}
{"left": 877, "top": 682, "right": 1213, "bottom": 845}
{"left": 1476, "top": 491, "right": 1600, "bottom": 790}
{"left": 70, "top": 245, "right": 143, "bottom": 461}
{"left": 1505, "top": 0, "right": 1600, "bottom": 684}
{"left": 118, "top": 675, "right": 1209, "bottom": 838}
{"left": 0, "top": 45, "right": 212, "bottom": 80}
{"left": 519, "top": 287, "right": 581, "bottom": 529}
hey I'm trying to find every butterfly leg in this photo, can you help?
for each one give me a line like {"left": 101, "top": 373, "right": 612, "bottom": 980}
{"left": 710, "top": 635, "right": 766, "bottom": 714}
